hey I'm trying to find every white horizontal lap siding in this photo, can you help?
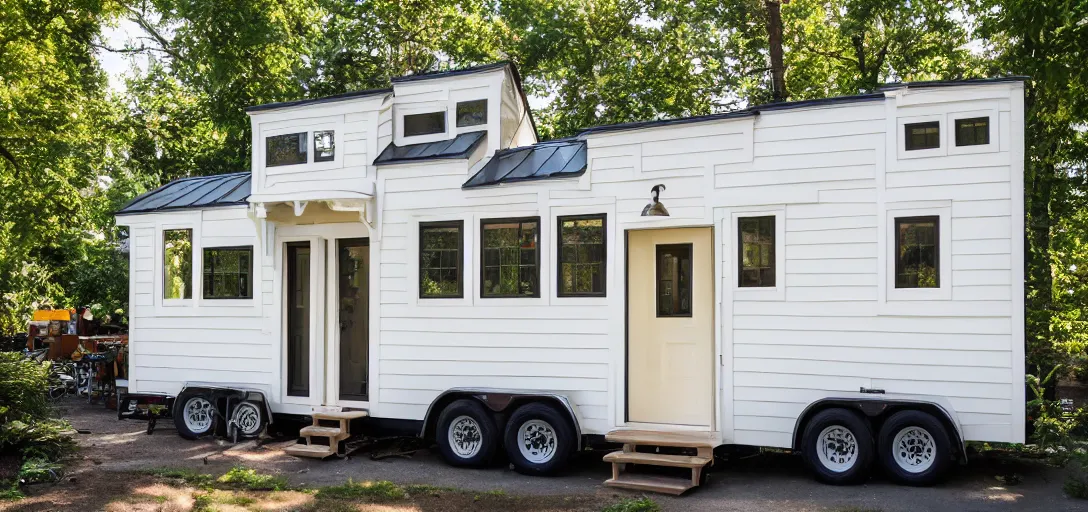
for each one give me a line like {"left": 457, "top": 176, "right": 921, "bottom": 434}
{"left": 124, "top": 210, "right": 270, "bottom": 397}
{"left": 726, "top": 96, "right": 1018, "bottom": 447}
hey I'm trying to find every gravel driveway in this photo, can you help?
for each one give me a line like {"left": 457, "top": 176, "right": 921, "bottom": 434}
{"left": 8, "top": 398, "right": 1082, "bottom": 511}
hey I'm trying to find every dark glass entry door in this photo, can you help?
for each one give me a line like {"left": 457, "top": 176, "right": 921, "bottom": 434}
{"left": 338, "top": 238, "right": 369, "bottom": 401}
{"left": 286, "top": 242, "right": 310, "bottom": 397}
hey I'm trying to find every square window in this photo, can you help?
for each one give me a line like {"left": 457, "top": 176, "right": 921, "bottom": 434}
{"left": 557, "top": 214, "right": 606, "bottom": 297}
{"left": 419, "top": 221, "right": 463, "bottom": 298}
{"left": 266, "top": 132, "right": 308, "bottom": 166}
{"left": 404, "top": 111, "right": 446, "bottom": 137}
{"left": 657, "top": 244, "right": 692, "bottom": 317}
{"left": 314, "top": 130, "right": 335, "bottom": 162}
{"left": 456, "top": 99, "right": 487, "bottom": 127}
{"left": 203, "top": 246, "right": 253, "bottom": 299}
{"left": 895, "top": 216, "right": 940, "bottom": 288}
{"left": 163, "top": 229, "right": 192, "bottom": 299}
{"left": 481, "top": 218, "right": 539, "bottom": 298}
{"left": 738, "top": 216, "right": 775, "bottom": 287}
{"left": 955, "top": 117, "right": 989, "bottom": 146}
{"left": 905, "top": 121, "right": 940, "bottom": 151}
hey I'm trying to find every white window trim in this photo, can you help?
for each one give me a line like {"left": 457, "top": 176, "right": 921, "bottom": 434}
{"left": 551, "top": 204, "right": 615, "bottom": 305}
{"left": 474, "top": 210, "right": 550, "bottom": 306}
{"left": 410, "top": 214, "right": 474, "bottom": 307}
{"left": 946, "top": 108, "right": 999, "bottom": 156}
{"left": 897, "top": 114, "right": 946, "bottom": 160}
{"left": 396, "top": 103, "right": 450, "bottom": 145}
{"left": 729, "top": 206, "right": 785, "bottom": 301}
{"left": 884, "top": 204, "right": 952, "bottom": 302}
{"left": 156, "top": 216, "right": 200, "bottom": 311}
{"left": 261, "top": 120, "right": 345, "bottom": 175}
{"left": 200, "top": 245, "right": 256, "bottom": 305}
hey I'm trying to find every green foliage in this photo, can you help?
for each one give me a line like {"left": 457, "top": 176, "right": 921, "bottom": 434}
{"left": 601, "top": 497, "right": 660, "bottom": 512}
{"left": 0, "top": 353, "right": 75, "bottom": 459}
{"left": 1066, "top": 451, "right": 1088, "bottom": 499}
{"left": 216, "top": 466, "right": 287, "bottom": 491}
{"left": 316, "top": 479, "right": 407, "bottom": 501}
{"left": 17, "top": 457, "right": 62, "bottom": 484}
{"left": 142, "top": 467, "right": 215, "bottom": 489}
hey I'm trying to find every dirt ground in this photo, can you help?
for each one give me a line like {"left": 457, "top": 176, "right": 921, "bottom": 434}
{"left": 2, "top": 397, "right": 1085, "bottom": 512}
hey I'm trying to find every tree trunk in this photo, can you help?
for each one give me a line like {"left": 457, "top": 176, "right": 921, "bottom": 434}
{"left": 765, "top": 0, "right": 787, "bottom": 102}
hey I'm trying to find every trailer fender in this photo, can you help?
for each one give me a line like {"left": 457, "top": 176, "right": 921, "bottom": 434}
{"left": 421, "top": 388, "right": 584, "bottom": 450}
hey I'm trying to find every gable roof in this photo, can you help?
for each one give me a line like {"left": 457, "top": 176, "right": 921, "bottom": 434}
{"left": 374, "top": 131, "right": 487, "bottom": 166}
{"left": 245, "top": 87, "right": 391, "bottom": 113}
{"left": 116, "top": 173, "right": 250, "bottom": 215}
{"left": 463, "top": 139, "right": 587, "bottom": 188}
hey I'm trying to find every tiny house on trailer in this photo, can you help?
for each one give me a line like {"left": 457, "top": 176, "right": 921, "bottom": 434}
{"left": 115, "top": 62, "right": 1026, "bottom": 493}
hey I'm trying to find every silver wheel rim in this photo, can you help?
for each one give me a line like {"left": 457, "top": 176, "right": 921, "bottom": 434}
{"left": 231, "top": 402, "right": 262, "bottom": 436}
{"left": 183, "top": 397, "right": 214, "bottom": 433}
{"left": 517, "top": 419, "right": 558, "bottom": 464}
{"left": 448, "top": 415, "right": 483, "bottom": 459}
{"left": 892, "top": 426, "right": 936, "bottom": 473}
{"left": 816, "top": 425, "right": 859, "bottom": 473}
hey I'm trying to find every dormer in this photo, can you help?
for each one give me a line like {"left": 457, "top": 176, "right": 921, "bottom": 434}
{"left": 376, "top": 62, "right": 537, "bottom": 167}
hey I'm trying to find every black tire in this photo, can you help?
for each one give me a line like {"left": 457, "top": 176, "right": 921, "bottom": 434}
{"left": 877, "top": 410, "right": 953, "bottom": 486}
{"left": 503, "top": 402, "right": 575, "bottom": 476}
{"left": 435, "top": 399, "right": 499, "bottom": 467}
{"left": 173, "top": 391, "right": 217, "bottom": 440}
{"left": 229, "top": 401, "right": 266, "bottom": 439}
{"left": 801, "top": 408, "right": 874, "bottom": 485}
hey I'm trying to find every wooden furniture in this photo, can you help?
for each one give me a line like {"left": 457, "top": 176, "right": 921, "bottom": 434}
{"left": 286, "top": 410, "right": 369, "bottom": 459}
{"left": 603, "top": 429, "right": 717, "bottom": 495}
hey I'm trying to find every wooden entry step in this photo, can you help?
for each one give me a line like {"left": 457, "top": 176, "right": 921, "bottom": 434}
{"left": 286, "top": 409, "right": 369, "bottom": 459}
{"left": 602, "top": 429, "right": 717, "bottom": 495}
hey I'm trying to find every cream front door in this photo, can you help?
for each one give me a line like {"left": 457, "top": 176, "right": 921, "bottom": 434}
{"left": 627, "top": 227, "right": 714, "bottom": 427}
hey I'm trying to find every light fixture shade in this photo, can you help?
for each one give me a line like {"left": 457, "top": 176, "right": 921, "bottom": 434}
{"left": 641, "top": 183, "right": 670, "bottom": 216}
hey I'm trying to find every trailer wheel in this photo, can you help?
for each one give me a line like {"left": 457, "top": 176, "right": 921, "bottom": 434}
{"left": 435, "top": 399, "right": 498, "bottom": 467}
{"left": 877, "top": 410, "right": 952, "bottom": 486}
{"left": 229, "top": 401, "right": 265, "bottom": 439}
{"left": 801, "top": 408, "right": 874, "bottom": 485}
{"left": 504, "top": 402, "right": 574, "bottom": 476}
{"left": 174, "top": 391, "right": 217, "bottom": 440}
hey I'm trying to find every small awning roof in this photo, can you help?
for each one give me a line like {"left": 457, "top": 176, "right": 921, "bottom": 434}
{"left": 116, "top": 173, "right": 250, "bottom": 215}
{"left": 374, "top": 131, "right": 486, "bottom": 166}
{"left": 463, "top": 139, "right": 587, "bottom": 189}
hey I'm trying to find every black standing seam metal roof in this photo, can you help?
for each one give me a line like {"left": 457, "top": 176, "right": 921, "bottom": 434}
{"left": 116, "top": 172, "right": 251, "bottom": 215}
{"left": 374, "top": 131, "right": 487, "bottom": 165}
{"left": 244, "top": 88, "right": 392, "bottom": 113}
{"left": 463, "top": 139, "right": 587, "bottom": 189}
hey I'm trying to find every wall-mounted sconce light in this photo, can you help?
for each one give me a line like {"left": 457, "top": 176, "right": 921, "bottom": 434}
{"left": 641, "top": 184, "right": 670, "bottom": 217}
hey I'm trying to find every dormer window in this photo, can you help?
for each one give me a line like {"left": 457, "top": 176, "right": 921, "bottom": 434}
{"left": 404, "top": 112, "right": 446, "bottom": 137}
{"left": 266, "top": 132, "right": 308, "bottom": 167}
{"left": 456, "top": 100, "right": 487, "bottom": 127}
{"left": 314, "top": 130, "right": 335, "bottom": 162}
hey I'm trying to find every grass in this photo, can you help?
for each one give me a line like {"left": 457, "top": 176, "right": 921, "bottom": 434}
{"left": 0, "top": 483, "right": 24, "bottom": 501}
{"left": 601, "top": 497, "right": 660, "bottom": 512}
{"left": 217, "top": 466, "right": 288, "bottom": 491}
{"left": 315, "top": 479, "right": 407, "bottom": 501}
{"left": 142, "top": 467, "right": 215, "bottom": 488}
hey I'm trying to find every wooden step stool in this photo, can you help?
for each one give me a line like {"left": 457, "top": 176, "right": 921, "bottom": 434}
{"left": 285, "top": 409, "right": 368, "bottom": 459}
{"left": 602, "top": 429, "right": 717, "bottom": 495}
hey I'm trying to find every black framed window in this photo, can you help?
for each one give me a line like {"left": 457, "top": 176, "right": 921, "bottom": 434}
{"left": 557, "top": 214, "right": 606, "bottom": 297}
{"left": 955, "top": 117, "right": 989, "bottom": 146}
{"left": 202, "top": 246, "right": 253, "bottom": 299}
{"left": 905, "top": 121, "right": 940, "bottom": 151}
{"left": 481, "top": 217, "right": 539, "bottom": 298}
{"left": 163, "top": 229, "right": 192, "bottom": 299}
{"left": 739, "top": 216, "right": 775, "bottom": 287}
{"left": 314, "top": 130, "right": 335, "bottom": 162}
{"left": 266, "top": 132, "right": 308, "bottom": 166}
{"left": 657, "top": 244, "right": 692, "bottom": 317}
{"left": 895, "top": 216, "right": 940, "bottom": 288}
{"left": 419, "top": 221, "right": 464, "bottom": 298}
{"left": 404, "top": 111, "right": 446, "bottom": 137}
{"left": 456, "top": 99, "right": 487, "bottom": 127}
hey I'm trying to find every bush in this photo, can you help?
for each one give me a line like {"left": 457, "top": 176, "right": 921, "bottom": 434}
{"left": 1065, "top": 452, "right": 1088, "bottom": 499}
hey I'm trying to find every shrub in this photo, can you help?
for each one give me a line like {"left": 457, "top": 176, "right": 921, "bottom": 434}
{"left": 601, "top": 497, "right": 660, "bottom": 512}
{"left": 1065, "top": 452, "right": 1088, "bottom": 500}
{"left": 0, "top": 353, "right": 74, "bottom": 457}
{"left": 217, "top": 466, "right": 287, "bottom": 491}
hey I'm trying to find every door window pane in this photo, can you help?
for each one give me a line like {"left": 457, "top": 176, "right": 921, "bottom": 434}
{"left": 266, "top": 132, "right": 308, "bottom": 166}
{"left": 163, "top": 229, "right": 192, "bottom": 299}
{"left": 738, "top": 216, "right": 775, "bottom": 287}
{"left": 895, "top": 216, "right": 940, "bottom": 288}
{"left": 955, "top": 117, "right": 989, "bottom": 146}
{"left": 404, "top": 112, "right": 446, "bottom": 137}
{"left": 558, "top": 215, "right": 606, "bottom": 296}
{"left": 338, "top": 239, "right": 369, "bottom": 401}
{"left": 286, "top": 242, "right": 310, "bottom": 397}
{"left": 314, "top": 130, "right": 335, "bottom": 162}
{"left": 420, "top": 221, "right": 463, "bottom": 298}
{"left": 481, "top": 218, "right": 539, "bottom": 297}
{"left": 456, "top": 99, "right": 487, "bottom": 127}
{"left": 657, "top": 244, "right": 692, "bottom": 317}
{"left": 202, "top": 247, "right": 252, "bottom": 299}
{"left": 905, "top": 121, "right": 940, "bottom": 151}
